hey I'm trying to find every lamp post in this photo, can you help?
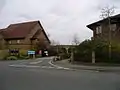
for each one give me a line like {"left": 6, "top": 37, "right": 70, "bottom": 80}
{"left": 70, "top": 47, "right": 74, "bottom": 63}
{"left": 108, "top": 14, "right": 112, "bottom": 61}
{"left": 91, "top": 37, "right": 95, "bottom": 64}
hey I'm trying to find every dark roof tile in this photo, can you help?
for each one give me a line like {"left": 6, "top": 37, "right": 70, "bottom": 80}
{"left": 3, "top": 21, "right": 38, "bottom": 39}
{"left": 0, "top": 20, "right": 50, "bottom": 43}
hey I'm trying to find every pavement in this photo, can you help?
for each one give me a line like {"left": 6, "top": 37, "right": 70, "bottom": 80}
{"left": 0, "top": 57, "right": 120, "bottom": 90}
{"left": 52, "top": 59, "right": 120, "bottom": 72}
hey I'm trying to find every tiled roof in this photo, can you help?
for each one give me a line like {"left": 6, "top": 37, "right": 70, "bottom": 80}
{"left": 2, "top": 21, "right": 38, "bottom": 39}
{"left": 0, "top": 20, "right": 50, "bottom": 43}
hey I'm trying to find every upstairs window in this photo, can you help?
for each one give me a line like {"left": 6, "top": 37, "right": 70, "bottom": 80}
{"left": 17, "top": 40, "right": 20, "bottom": 44}
{"left": 96, "top": 26, "right": 102, "bottom": 34}
{"left": 37, "top": 39, "right": 40, "bottom": 41}
{"left": 9, "top": 41, "right": 12, "bottom": 44}
{"left": 111, "top": 24, "right": 116, "bottom": 31}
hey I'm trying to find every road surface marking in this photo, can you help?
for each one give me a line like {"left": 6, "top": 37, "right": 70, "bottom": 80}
{"left": 41, "top": 66, "right": 47, "bottom": 68}
{"left": 41, "top": 66, "right": 54, "bottom": 69}
{"left": 63, "top": 68, "right": 70, "bottom": 70}
{"left": 29, "top": 60, "right": 43, "bottom": 64}
{"left": 9, "top": 65, "right": 55, "bottom": 69}
{"left": 48, "top": 66, "right": 54, "bottom": 69}
{"left": 48, "top": 60, "right": 71, "bottom": 70}
{"left": 25, "top": 66, "right": 40, "bottom": 68}
{"left": 48, "top": 60, "right": 64, "bottom": 68}
{"left": 9, "top": 59, "right": 71, "bottom": 70}
{"left": 9, "top": 64, "right": 26, "bottom": 67}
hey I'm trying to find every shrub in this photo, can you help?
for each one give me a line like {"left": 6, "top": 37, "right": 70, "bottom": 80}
{"left": 6, "top": 56, "right": 18, "bottom": 60}
{"left": 48, "top": 47, "right": 57, "bottom": 56}
{"left": 74, "top": 39, "right": 120, "bottom": 63}
{"left": 59, "top": 53, "right": 70, "bottom": 60}
{"left": 18, "top": 50, "right": 30, "bottom": 60}
{"left": 74, "top": 40, "right": 92, "bottom": 62}
{"left": 19, "top": 50, "right": 28, "bottom": 56}
{"left": 95, "top": 42, "right": 120, "bottom": 63}
{"left": 19, "top": 55, "right": 29, "bottom": 60}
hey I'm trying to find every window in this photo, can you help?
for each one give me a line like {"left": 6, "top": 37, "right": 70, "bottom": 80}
{"left": 111, "top": 24, "right": 116, "bottom": 31}
{"left": 96, "top": 26, "right": 102, "bottom": 34}
{"left": 37, "top": 39, "right": 40, "bottom": 41}
{"left": 17, "top": 40, "right": 20, "bottom": 44}
{"left": 9, "top": 41, "right": 12, "bottom": 44}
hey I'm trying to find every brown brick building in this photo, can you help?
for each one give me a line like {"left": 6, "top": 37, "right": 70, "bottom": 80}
{"left": 87, "top": 14, "right": 120, "bottom": 43}
{"left": 0, "top": 21, "right": 50, "bottom": 50}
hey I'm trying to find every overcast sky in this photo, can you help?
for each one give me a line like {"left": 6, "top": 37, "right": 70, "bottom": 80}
{"left": 0, "top": 0, "right": 120, "bottom": 44}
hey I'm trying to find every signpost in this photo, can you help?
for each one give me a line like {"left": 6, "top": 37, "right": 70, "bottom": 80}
{"left": 28, "top": 50, "right": 35, "bottom": 59}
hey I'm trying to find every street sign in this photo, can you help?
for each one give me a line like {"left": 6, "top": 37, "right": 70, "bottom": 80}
{"left": 28, "top": 51, "right": 35, "bottom": 55}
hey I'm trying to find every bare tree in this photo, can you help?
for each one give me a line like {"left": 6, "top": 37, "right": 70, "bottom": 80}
{"left": 100, "top": 6, "right": 115, "bottom": 60}
{"left": 50, "top": 40, "right": 60, "bottom": 46}
{"left": 72, "top": 34, "right": 80, "bottom": 45}
{"left": 50, "top": 39, "right": 61, "bottom": 54}
{"left": 70, "top": 34, "right": 80, "bottom": 63}
{"left": 100, "top": 6, "right": 115, "bottom": 19}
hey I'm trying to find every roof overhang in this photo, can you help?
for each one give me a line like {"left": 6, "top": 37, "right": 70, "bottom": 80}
{"left": 87, "top": 14, "right": 120, "bottom": 31}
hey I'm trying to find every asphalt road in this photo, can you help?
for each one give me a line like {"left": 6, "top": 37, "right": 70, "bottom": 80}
{"left": 0, "top": 57, "right": 120, "bottom": 90}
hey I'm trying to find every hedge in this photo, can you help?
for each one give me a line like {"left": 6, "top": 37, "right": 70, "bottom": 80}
{"left": 74, "top": 39, "right": 120, "bottom": 63}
